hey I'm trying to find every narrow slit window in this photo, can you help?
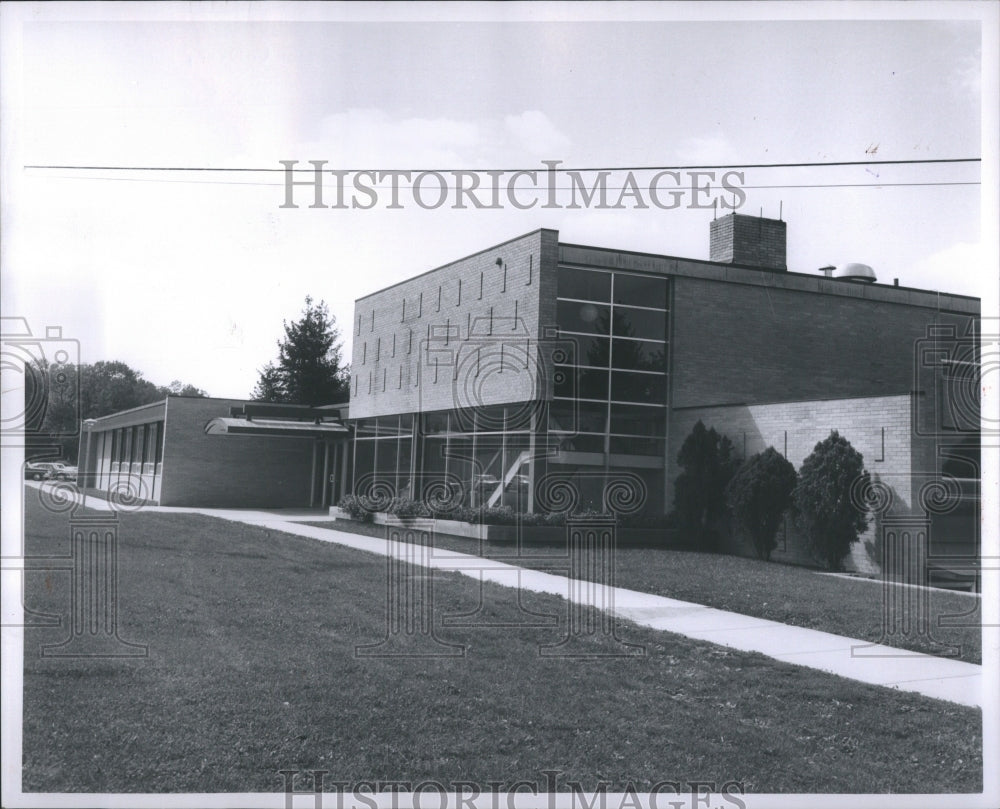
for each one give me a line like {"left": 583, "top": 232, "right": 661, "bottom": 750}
{"left": 457, "top": 278, "right": 462, "bottom": 306}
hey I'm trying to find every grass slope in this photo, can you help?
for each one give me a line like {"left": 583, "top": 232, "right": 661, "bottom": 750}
{"left": 304, "top": 519, "right": 982, "bottom": 665}
{"left": 21, "top": 499, "right": 981, "bottom": 794}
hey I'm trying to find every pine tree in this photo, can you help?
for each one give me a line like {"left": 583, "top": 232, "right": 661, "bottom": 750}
{"left": 252, "top": 296, "right": 350, "bottom": 405}
{"left": 793, "top": 430, "right": 870, "bottom": 570}
{"left": 672, "top": 420, "right": 741, "bottom": 550}
{"left": 726, "top": 447, "right": 798, "bottom": 561}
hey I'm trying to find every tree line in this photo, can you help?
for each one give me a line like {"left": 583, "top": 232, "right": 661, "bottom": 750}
{"left": 25, "top": 296, "right": 350, "bottom": 462}
{"left": 25, "top": 360, "right": 207, "bottom": 462}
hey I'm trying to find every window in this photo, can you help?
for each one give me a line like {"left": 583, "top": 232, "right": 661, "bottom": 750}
{"left": 610, "top": 371, "right": 667, "bottom": 404}
{"left": 554, "top": 366, "right": 609, "bottom": 400}
{"left": 612, "top": 306, "right": 666, "bottom": 341}
{"left": 613, "top": 274, "right": 668, "bottom": 309}
{"left": 557, "top": 267, "right": 611, "bottom": 302}
{"left": 557, "top": 300, "right": 610, "bottom": 335}
{"left": 609, "top": 436, "right": 665, "bottom": 456}
{"left": 612, "top": 338, "right": 666, "bottom": 373}
{"left": 610, "top": 403, "right": 666, "bottom": 437}
{"left": 423, "top": 411, "right": 449, "bottom": 435}
{"left": 557, "top": 334, "right": 610, "bottom": 368}
{"left": 549, "top": 400, "right": 607, "bottom": 434}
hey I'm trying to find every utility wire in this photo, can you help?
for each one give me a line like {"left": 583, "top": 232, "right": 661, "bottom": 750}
{"left": 23, "top": 157, "right": 981, "bottom": 173}
{"left": 26, "top": 174, "right": 980, "bottom": 191}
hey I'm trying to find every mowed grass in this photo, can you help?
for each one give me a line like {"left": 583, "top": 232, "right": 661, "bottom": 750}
{"left": 22, "top": 498, "right": 981, "bottom": 794}
{"left": 305, "top": 520, "right": 983, "bottom": 665}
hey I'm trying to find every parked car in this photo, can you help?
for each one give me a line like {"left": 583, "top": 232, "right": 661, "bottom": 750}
{"left": 24, "top": 462, "right": 53, "bottom": 481}
{"left": 30, "top": 462, "right": 78, "bottom": 482}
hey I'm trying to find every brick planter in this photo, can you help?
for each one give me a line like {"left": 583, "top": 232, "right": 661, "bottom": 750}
{"left": 328, "top": 507, "right": 679, "bottom": 548}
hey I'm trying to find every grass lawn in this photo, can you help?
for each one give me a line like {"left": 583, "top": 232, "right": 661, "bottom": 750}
{"left": 22, "top": 497, "right": 981, "bottom": 794}
{"left": 305, "top": 519, "right": 982, "bottom": 665}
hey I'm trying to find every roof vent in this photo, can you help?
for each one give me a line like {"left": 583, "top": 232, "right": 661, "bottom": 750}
{"left": 831, "top": 262, "right": 877, "bottom": 283}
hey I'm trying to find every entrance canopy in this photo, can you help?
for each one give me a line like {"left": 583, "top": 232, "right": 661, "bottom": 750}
{"left": 204, "top": 418, "right": 349, "bottom": 439}
{"left": 205, "top": 402, "right": 350, "bottom": 439}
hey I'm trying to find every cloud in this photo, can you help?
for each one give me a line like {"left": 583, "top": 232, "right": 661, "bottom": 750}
{"left": 674, "top": 134, "right": 738, "bottom": 165}
{"left": 311, "top": 108, "right": 488, "bottom": 168}
{"left": 503, "top": 110, "right": 571, "bottom": 156}
{"left": 906, "top": 241, "right": 984, "bottom": 299}
{"left": 298, "top": 108, "right": 573, "bottom": 169}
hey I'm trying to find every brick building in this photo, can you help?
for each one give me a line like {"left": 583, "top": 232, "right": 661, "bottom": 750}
{"left": 77, "top": 397, "right": 349, "bottom": 508}
{"left": 75, "top": 213, "right": 980, "bottom": 580}
{"left": 347, "top": 214, "right": 979, "bottom": 576}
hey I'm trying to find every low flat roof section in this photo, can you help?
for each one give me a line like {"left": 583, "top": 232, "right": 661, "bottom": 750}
{"left": 204, "top": 417, "right": 350, "bottom": 439}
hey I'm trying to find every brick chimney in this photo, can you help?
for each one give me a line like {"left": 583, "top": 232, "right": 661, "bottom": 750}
{"left": 709, "top": 213, "right": 786, "bottom": 271}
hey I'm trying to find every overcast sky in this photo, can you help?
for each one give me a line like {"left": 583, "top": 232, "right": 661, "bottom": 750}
{"left": 2, "top": 2, "right": 996, "bottom": 399}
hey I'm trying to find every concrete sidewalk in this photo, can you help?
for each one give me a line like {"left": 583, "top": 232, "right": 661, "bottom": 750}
{"left": 32, "top": 486, "right": 983, "bottom": 709}
{"left": 178, "top": 506, "right": 986, "bottom": 709}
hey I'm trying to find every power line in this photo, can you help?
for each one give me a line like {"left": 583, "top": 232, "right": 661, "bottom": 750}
{"left": 26, "top": 174, "right": 980, "bottom": 191}
{"left": 23, "top": 157, "right": 981, "bottom": 174}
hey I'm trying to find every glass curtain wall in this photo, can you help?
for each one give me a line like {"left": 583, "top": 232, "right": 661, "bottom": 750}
{"left": 352, "top": 414, "right": 415, "bottom": 499}
{"left": 92, "top": 421, "right": 165, "bottom": 502}
{"left": 551, "top": 265, "right": 669, "bottom": 456}
{"left": 550, "top": 266, "right": 670, "bottom": 513}
{"left": 352, "top": 406, "right": 534, "bottom": 510}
